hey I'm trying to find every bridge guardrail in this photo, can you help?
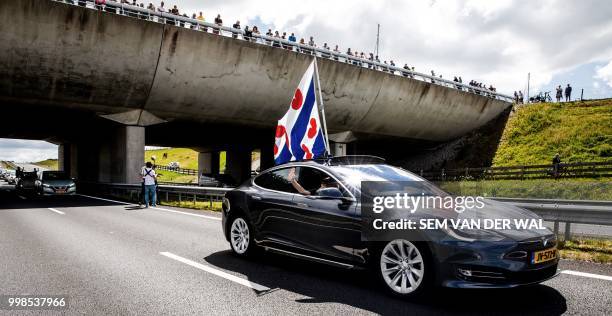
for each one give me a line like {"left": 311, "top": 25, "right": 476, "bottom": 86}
{"left": 51, "top": 0, "right": 513, "bottom": 102}
{"left": 82, "top": 182, "right": 612, "bottom": 239}
{"left": 419, "top": 161, "right": 612, "bottom": 181}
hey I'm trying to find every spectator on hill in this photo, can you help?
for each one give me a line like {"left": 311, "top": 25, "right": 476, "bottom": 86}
{"left": 518, "top": 90, "right": 524, "bottom": 103}
{"left": 514, "top": 91, "right": 519, "bottom": 103}
{"left": 565, "top": 84, "right": 572, "bottom": 102}
{"left": 552, "top": 153, "right": 561, "bottom": 177}
{"left": 555, "top": 85, "right": 562, "bottom": 102}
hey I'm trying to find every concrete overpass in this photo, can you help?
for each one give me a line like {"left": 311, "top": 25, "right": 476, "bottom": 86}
{"left": 0, "top": 0, "right": 512, "bottom": 184}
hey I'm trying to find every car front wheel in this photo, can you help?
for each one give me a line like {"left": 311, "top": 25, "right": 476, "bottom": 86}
{"left": 229, "top": 216, "right": 255, "bottom": 257}
{"left": 376, "top": 239, "right": 431, "bottom": 298}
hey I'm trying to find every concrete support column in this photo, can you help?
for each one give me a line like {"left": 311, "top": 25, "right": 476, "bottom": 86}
{"left": 58, "top": 143, "right": 79, "bottom": 179}
{"left": 109, "top": 126, "right": 145, "bottom": 184}
{"left": 58, "top": 144, "right": 66, "bottom": 172}
{"left": 225, "top": 148, "right": 251, "bottom": 185}
{"left": 198, "top": 152, "right": 212, "bottom": 177}
{"left": 68, "top": 144, "right": 78, "bottom": 179}
{"left": 259, "top": 143, "right": 275, "bottom": 171}
{"left": 331, "top": 142, "right": 347, "bottom": 156}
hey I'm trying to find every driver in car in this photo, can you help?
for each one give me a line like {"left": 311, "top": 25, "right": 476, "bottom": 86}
{"left": 288, "top": 168, "right": 338, "bottom": 196}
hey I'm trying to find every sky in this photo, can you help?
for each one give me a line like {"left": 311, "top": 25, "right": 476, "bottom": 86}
{"left": 2, "top": 0, "right": 611, "bottom": 162}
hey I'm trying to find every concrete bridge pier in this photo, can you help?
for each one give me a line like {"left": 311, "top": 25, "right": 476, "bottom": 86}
{"left": 60, "top": 125, "right": 145, "bottom": 184}
{"left": 225, "top": 147, "right": 253, "bottom": 186}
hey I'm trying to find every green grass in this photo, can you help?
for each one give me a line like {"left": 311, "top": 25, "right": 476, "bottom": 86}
{"left": 145, "top": 148, "right": 199, "bottom": 169}
{"left": 145, "top": 147, "right": 227, "bottom": 172}
{"left": 559, "top": 238, "right": 612, "bottom": 264}
{"left": 33, "top": 159, "right": 58, "bottom": 170}
{"left": 155, "top": 169, "right": 197, "bottom": 184}
{"left": 439, "top": 178, "right": 612, "bottom": 200}
{"left": 160, "top": 200, "right": 223, "bottom": 212}
{"left": 493, "top": 99, "right": 612, "bottom": 166}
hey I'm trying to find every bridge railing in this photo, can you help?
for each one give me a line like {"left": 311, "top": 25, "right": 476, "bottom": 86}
{"left": 51, "top": 0, "right": 514, "bottom": 102}
{"left": 79, "top": 182, "right": 612, "bottom": 239}
{"left": 418, "top": 161, "right": 612, "bottom": 181}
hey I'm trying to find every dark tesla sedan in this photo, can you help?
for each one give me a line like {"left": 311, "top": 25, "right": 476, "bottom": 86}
{"left": 221, "top": 157, "right": 559, "bottom": 298}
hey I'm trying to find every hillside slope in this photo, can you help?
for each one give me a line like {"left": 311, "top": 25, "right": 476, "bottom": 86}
{"left": 493, "top": 99, "right": 612, "bottom": 166}
{"left": 145, "top": 148, "right": 199, "bottom": 169}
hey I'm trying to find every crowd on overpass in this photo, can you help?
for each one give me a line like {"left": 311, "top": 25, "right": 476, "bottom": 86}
{"left": 61, "top": 0, "right": 506, "bottom": 100}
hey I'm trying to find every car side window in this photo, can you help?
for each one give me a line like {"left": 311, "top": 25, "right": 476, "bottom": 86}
{"left": 297, "top": 167, "right": 348, "bottom": 197}
{"left": 254, "top": 168, "right": 298, "bottom": 194}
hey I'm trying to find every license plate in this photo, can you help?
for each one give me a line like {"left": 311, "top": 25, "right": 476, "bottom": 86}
{"left": 56, "top": 189, "right": 66, "bottom": 194}
{"left": 532, "top": 247, "right": 557, "bottom": 264}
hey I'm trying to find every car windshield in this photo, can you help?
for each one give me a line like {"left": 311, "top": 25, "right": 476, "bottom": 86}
{"left": 42, "top": 172, "right": 70, "bottom": 181}
{"left": 331, "top": 164, "right": 448, "bottom": 198}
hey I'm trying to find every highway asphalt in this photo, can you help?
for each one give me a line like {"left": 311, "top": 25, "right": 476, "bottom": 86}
{"left": 0, "top": 182, "right": 611, "bottom": 315}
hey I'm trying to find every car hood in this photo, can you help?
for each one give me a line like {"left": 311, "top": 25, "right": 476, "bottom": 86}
{"left": 456, "top": 199, "right": 551, "bottom": 241}
{"left": 373, "top": 198, "right": 552, "bottom": 242}
{"left": 43, "top": 179, "right": 75, "bottom": 186}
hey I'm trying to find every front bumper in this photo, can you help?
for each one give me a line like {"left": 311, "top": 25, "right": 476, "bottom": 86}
{"left": 42, "top": 186, "right": 77, "bottom": 196}
{"left": 433, "top": 237, "right": 560, "bottom": 288}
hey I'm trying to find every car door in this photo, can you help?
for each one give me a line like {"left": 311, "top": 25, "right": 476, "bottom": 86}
{"left": 250, "top": 168, "right": 301, "bottom": 246}
{"left": 289, "top": 167, "right": 363, "bottom": 263}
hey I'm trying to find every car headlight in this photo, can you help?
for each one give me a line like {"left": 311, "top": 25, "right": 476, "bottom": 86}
{"left": 69, "top": 183, "right": 76, "bottom": 187}
{"left": 444, "top": 227, "right": 505, "bottom": 242}
{"left": 42, "top": 183, "right": 50, "bottom": 188}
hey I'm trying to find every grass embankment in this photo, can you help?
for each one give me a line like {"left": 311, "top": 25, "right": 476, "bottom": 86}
{"left": 439, "top": 178, "right": 611, "bottom": 200}
{"left": 145, "top": 148, "right": 199, "bottom": 169}
{"left": 160, "top": 201, "right": 223, "bottom": 212}
{"left": 155, "top": 170, "right": 197, "bottom": 184}
{"left": 559, "top": 238, "right": 612, "bottom": 264}
{"left": 0, "top": 161, "right": 14, "bottom": 169}
{"left": 33, "top": 159, "right": 58, "bottom": 170}
{"left": 493, "top": 99, "right": 612, "bottom": 166}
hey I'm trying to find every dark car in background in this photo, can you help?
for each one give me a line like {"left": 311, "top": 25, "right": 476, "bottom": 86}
{"left": 16, "top": 171, "right": 38, "bottom": 194}
{"left": 36, "top": 171, "right": 76, "bottom": 196}
{"left": 221, "top": 157, "right": 559, "bottom": 298}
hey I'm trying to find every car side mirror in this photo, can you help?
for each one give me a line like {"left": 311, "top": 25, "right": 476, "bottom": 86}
{"left": 316, "top": 187, "right": 345, "bottom": 199}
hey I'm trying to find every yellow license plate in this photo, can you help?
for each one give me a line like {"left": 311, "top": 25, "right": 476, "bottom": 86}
{"left": 532, "top": 247, "right": 557, "bottom": 264}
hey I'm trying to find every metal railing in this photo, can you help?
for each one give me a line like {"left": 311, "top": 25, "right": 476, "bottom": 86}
{"left": 51, "top": 0, "right": 513, "bottom": 102}
{"left": 80, "top": 182, "right": 228, "bottom": 208}
{"left": 491, "top": 197, "right": 612, "bottom": 240}
{"left": 81, "top": 182, "right": 612, "bottom": 239}
{"left": 155, "top": 165, "right": 197, "bottom": 176}
{"left": 419, "top": 161, "right": 612, "bottom": 181}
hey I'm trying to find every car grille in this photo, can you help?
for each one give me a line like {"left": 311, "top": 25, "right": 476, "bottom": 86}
{"left": 53, "top": 186, "right": 68, "bottom": 191}
{"left": 504, "top": 235, "right": 557, "bottom": 262}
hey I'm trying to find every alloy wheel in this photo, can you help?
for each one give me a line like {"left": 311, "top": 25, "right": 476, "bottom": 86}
{"left": 230, "top": 218, "right": 250, "bottom": 255}
{"left": 379, "top": 239, "right": 424, "bottom": 294}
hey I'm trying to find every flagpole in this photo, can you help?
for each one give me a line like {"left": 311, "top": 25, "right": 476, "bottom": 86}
{"left": 313, "top": 56, "right": 331, "bottom": 156}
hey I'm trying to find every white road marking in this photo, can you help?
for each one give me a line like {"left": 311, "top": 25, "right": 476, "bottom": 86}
{"left": 78, "top": 194, "right": 221, "bottom": 221}
{"left": 561, "top": 270, "right": 612, "bottom": 281}
{"left": 47, "top": 208, "right": 65, "bottom": 215}
{"left": 77, "top": 194, "right": 132, "bottom": 205}
{"left": 160, "top": 252, "right": 270, "bottom": 292}
{"left": 152, "top": 206, "right": 221, "bottom": 221}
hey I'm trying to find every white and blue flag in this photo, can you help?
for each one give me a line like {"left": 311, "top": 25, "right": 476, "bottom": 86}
{"left": 274, "top": 61, "right": 327, "bottom": 165}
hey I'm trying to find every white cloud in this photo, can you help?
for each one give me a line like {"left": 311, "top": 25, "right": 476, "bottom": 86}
{"left": 169, "top": 0, "right": 612, "bottom": 95}
{"left": 0, "top": 139, "right": 57, "bottom": 162}
{"left": 595, "top": 60, "right": 612, "bottom": 88}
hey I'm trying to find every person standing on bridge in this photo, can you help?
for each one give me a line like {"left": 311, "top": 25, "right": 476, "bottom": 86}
{"left": 141, "top": 162, "right": 157, "bottom": 208}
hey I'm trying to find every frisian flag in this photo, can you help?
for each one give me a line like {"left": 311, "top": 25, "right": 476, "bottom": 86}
{"left": 274, "top": 60, "right": 327, "bottom": 165}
